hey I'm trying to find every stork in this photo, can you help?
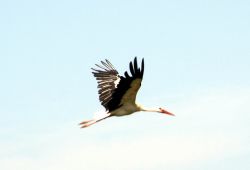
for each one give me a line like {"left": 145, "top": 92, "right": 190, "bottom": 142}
{"left": 79, "top": 57, "right": 174, "bottom": 128}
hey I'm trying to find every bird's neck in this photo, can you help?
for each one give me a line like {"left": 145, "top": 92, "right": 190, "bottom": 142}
{"left": 136, "top": 104, "right": 160, "bottom": 113}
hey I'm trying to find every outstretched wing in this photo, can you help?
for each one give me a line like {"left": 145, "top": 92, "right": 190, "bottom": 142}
{"left": 92, "top": 57, "right": 144, "bottom": 112}
{"left": 91, "top": 59, "right": 120, "bottom": 111}
{"left": 119, "top": 57, "right": 144, "bottom": 105}
{"left": 110, "top": 57, "right": 144, "bottom": 110}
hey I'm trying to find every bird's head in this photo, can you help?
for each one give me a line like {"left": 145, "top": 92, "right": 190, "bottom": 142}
{"left": 158, "top": 107, "right": 175, "bottom": 116}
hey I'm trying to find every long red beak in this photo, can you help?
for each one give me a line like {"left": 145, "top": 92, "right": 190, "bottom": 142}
{"left": 160, "top": 108, "right": 175, "bottom": 116}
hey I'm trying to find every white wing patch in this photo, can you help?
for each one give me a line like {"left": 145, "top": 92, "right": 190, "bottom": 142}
{"left": 114, "top": 78, "right": 120, "bottom": 88}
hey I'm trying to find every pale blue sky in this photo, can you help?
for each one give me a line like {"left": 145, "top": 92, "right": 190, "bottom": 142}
{"left": 1, "top": 0, "right": 250, "bottom": 169}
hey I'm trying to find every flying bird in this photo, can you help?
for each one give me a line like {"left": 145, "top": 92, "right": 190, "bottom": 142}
{"left": 79, "top": 57, "right": 174, "bottom": 128}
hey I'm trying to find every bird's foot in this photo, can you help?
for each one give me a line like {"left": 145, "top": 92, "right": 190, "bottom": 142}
{"left": 79, "top": 119, "right": 96, "bottom": 128}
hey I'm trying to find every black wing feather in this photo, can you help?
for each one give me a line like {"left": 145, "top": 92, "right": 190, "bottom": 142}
{"left": 91, "top": 59, "right": 120, "bottom": 110}
{"left": 106, "top": 57, "right": 144, "bottom": 111}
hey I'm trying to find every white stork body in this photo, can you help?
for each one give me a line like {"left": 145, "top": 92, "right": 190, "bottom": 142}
{"left": 112, "top": 103, "right": 140, "bottom": 116}
{"left": 79, "top": 57, "right": 174, "bottom": 128}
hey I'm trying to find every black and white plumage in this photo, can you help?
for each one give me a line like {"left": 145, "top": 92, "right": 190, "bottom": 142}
{"left": 79, "top": 57, "right": 174, "bottom": 128}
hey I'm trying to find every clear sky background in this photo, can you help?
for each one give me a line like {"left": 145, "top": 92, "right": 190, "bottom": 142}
{"left": 1, "top": 0, "right": 250, "bottom": 169}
